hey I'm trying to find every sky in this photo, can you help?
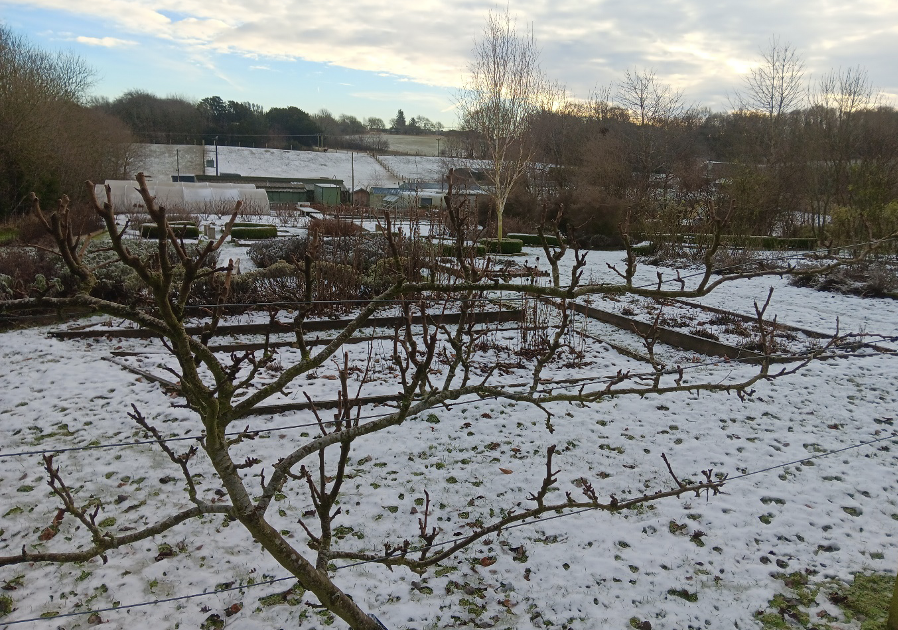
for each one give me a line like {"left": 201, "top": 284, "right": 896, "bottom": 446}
{"left": 1, "top": 0, "right": 897, "bottom": 128}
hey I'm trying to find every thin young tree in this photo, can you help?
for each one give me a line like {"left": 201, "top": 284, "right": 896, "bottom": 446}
{"left": 616, "top": 69, "right": 701, "bottom": 224}
{"left": 804, "top": 66, "right": 879, "bottom": 235}
{"left": 732, "top": 35, "right": 806, "bottom": 160}
{"left": 456, "top": 8, "right": 561, "bottom": 242}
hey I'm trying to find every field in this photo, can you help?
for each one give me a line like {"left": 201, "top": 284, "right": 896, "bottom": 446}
{"left": 129, "top": 143, "right": 482, "bottom": 187}
{"left": 1, "top": 236, "right": 897, "bottom": 629}
{"left": 381, "top": 134, "right": 445, "bottom": 157}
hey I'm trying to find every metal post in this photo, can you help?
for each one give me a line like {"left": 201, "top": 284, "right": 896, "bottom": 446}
{"left": 176, "top": 149, "right": 180, "bottom": 180}
{"left": 214, "top": 137, "right": 219, "bottom": 177}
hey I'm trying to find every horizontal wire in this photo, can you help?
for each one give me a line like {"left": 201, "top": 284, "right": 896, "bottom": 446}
{"left": 4, "top": 200, "right": 896, "bottom": 625}
{"left": 2, "top": 343, "right": 895, "bottom": 459}
{"left": 0, "top": 576, "right": 295, "bottom": 626}
{"left": 6, "top": 430, "right": 896, "bottom": 626}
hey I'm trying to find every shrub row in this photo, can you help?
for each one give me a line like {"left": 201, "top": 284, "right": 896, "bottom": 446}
{"left": 507, "top": 233, "right": 562, "bottom": 247}
{"left": 230, "top": 225, "right": 278, "bottom": 240}
{"left": 438, "top": 243, "right": 487, "bottom": 257}
{"left": 140, "top": 223, "right": 199, "bottom": 239}
{"left": 632, "top": 242, "right": 658, "bottom": 256}
{"left": 479, "top": 238, "right": 524, "bottom": 254}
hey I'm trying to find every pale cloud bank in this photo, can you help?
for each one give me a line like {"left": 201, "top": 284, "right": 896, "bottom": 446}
{"left": 74, "top": 35, "right": 136, "bottom": 47}
{"left": 4, "top": 0, "right": 897, "bottom": 108}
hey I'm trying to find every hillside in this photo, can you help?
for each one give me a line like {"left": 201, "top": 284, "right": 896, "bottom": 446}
{"left": 129, "top": 144, "right": 485, "bottom": 188}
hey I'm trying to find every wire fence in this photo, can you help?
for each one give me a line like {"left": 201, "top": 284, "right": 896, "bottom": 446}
{"left": 4, "top": 430, "right": 896, "bottom": 626}
{"left": 2, "top": 235, "right": 896, "bottom": 625}
{"left": 2, "top": 342, "right": 895, "bottom": 460}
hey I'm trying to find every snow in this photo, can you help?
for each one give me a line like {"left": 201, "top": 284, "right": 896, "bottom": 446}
{"left": 1, "top": 250, "right": 897, "bottom": 629}
{"left": 131, "top": 144, "right": 491, "bottom": 192}
{"left": 207, "top": 146, "right": 394, "bottom": 189}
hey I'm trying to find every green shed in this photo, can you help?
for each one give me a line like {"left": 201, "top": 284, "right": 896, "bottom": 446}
{"left": 314, "top": 183, "right": 341, "bottom": 206}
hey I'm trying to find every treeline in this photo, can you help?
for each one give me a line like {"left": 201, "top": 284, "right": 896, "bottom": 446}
{"left": 0, "top": 26, "right": 132, "bottom": 217}
{"left": 90, "top": 93, "right": 445, "bottom": 151}
{"left": 387, "top": 109, "right": 444, "bottom": 135}
{"left": 451, "top": 62, "right": 898, "bottom": 244}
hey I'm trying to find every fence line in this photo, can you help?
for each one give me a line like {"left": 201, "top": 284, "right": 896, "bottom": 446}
{"left": 4, "top": 431, "right": 896, "bottom": 626}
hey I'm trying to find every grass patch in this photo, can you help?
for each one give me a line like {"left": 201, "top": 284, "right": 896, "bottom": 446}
{"left": 258, "top": 583, "right": 305, "bottom": 607}
{"left": 667, "top": 588, "right": 698, "bottom": 602}
{"left": 829, "top": 572, "right": 893, "bottom": 630}
{"left": 757, "top": 570, "right": 894, "bottom": 630}
{"left": 0, "top": 594, "right": 14, "bottom": 617}
{"left": 0, "top": 226, "right": 17, "bottom": 245}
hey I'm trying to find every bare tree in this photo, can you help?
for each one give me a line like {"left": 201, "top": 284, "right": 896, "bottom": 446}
{"left": 804, "top": 66, "right": 880, "bottom": 234}
{"left": 456, "top": 8, "right": 561, "bottom": 242}
{"left": 364, "top": 116, "right": 386, "bottom": 131}
{"left": 734, "top": 35, "right": 806, "bottom": 121}
{"left": 615, "top": 69, "right": 703, "bottom": 225}
{"left": 0, "top": 172, "right": 891, "bottom": 627}
{"left": 0, "top": 26, "right": 131, "bottom": 217}
{"left": 732, "top": 35, "right": 806, "bottom": 166}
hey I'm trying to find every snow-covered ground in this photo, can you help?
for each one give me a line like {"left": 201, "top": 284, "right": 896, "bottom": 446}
{"left": 207, "top": 146, "right": 393, "bottom": 188}
{"left": 130, "top": 144, "right": 488, "bottom": 190}
{"left": 377, "top": 156, "right": 490, "bottom": 184}
{"left": 1, "top": 251, "right": 897, "bottom": 629}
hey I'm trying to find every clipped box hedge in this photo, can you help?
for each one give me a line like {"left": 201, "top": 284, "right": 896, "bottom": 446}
{"left": 745, "top": 236, "right": 817, "bottom": 250}
{"left": 507, "top": 233, "right": 562, "bottom": 247}
{"left": 438, "top": 242, "right": 487, "bottom": 257}
{"left": 140, "top": 223, "right": 199, "bottom": 239}
{"left": 479, "top": 238, "right": 524, "bottom": 254}
{"left": 230, "top": 225, "right": 278, "bottom": 240}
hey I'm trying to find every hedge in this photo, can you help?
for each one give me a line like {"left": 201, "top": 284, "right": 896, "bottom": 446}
{"left": 479, "top": 238, "right": 524, "bottom": 254}
{"left": 232, "top": 222, "right": 268, "bottom": 228}
{"left": 507, "top": 233, "right": 562, "bottom": 247}
{"left": 140, "top": 223, "right": 199, "bottom": 239}
{"left": 438, "top": 243, "right": 487, "bottom": 257}
{"left": 230, "top": 225, "right": 278, "bottom": 240}
{"left": 631, "top": 242, "right": 659, "bottom": 256}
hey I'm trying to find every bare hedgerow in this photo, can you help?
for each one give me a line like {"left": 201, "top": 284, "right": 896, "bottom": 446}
{"left": 789, "top": 262, "right": 898, "bottom": 298}
{"left": 248, "top": 235, "right": 313, "bottom": 268}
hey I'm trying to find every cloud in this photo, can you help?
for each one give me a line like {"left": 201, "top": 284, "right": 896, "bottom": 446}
{"left": 74, "top": 36, "right": 137, "bottom": 47}
{"left": 3, "top": 0, "right": 897, "bottom": 109}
